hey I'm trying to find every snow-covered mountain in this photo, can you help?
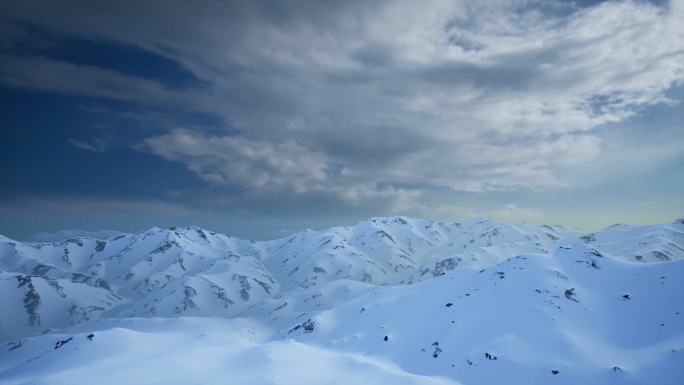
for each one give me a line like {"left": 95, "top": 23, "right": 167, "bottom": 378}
{"left": 0, "top": 227, "right": 277, "bottom": 339}
{"left": 575, "top": 221, "right": 684, "bottom": 262}
{"left": 1, "top": 217, "right": 683, "bottom": 384}
{"left": 289, "top": 244, "right": 684, "bottom": 384}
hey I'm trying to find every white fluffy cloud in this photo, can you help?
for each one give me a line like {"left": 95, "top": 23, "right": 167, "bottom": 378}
{"left": 141, "top": 129, "right": 330, "bottom": 191}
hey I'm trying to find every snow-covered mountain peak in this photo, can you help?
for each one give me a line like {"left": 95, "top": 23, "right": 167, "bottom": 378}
{"left": 461, "top": 216, "right": 492, "bottom": 226}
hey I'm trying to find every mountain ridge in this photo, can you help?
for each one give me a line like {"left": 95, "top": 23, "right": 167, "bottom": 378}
{"left": 1, "top": 216, "right": 683, "bottom": 384}
{"left": 2, "top": 216, "right": 682, "bottom": 341}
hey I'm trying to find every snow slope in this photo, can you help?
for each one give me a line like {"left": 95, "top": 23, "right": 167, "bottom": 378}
{"left": 575, "top": 220, "right": 684, "bottom": 263}
{"left": 262, "top": 217, "right": 574, "bottom": 290}
{"left": 0, "top": 217, "right": 683, "bottom": 384}
{"left": 0, "top": 227, "right": 277, "bottom": 340}
{"left": 288, "top": 245, "right": 684, "bottom": 385}
{"left": 0, "top": 271, "right": 121, "bottom": 340}
{"left": 0, "top": 318, "right": 457, "bottom": 385}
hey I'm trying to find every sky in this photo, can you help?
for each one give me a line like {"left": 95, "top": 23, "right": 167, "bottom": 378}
{"left": 0, "top": 0, "right": 683, "bottom": 240}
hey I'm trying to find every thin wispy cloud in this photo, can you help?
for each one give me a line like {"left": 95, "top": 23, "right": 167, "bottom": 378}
{"left": 69, "top": 137, "right": 108, "bottom": 152}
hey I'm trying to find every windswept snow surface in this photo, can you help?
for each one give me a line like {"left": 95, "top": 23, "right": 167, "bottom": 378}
{"left": 1, "top": 217, "right": 683, "bottom": 384}
{"left": 0, "top": 318, "right": 457, "bottom": 385}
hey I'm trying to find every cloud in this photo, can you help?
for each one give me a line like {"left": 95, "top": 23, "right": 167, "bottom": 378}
{"left": 69, "top": 137, "right": 108, "bottom": 152}
{"left": 140, "top": 129, "right": 330, "bottom": 191}
{"left": 383, "top": 133, "right": 602, "bottom": 192}
{"left": 0, "top": 54, "right": 206, "bottom": 109}
{"left": 139, "top": 128, "right": 422, "bottom": 206}
{"left": 1, "top": 0, "right": 683, "bottom": 210}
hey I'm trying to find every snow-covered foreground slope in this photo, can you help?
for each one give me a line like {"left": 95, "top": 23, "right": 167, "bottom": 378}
{"left": 0, "top": 217, "right": 683, "bottom": 384}
{"left": 0, "top": 318, "right": 456, "bottom": 385}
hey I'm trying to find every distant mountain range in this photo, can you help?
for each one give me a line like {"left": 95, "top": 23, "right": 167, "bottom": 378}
{"left": 1, "top": 217, "right": 683, "bottom": 384}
